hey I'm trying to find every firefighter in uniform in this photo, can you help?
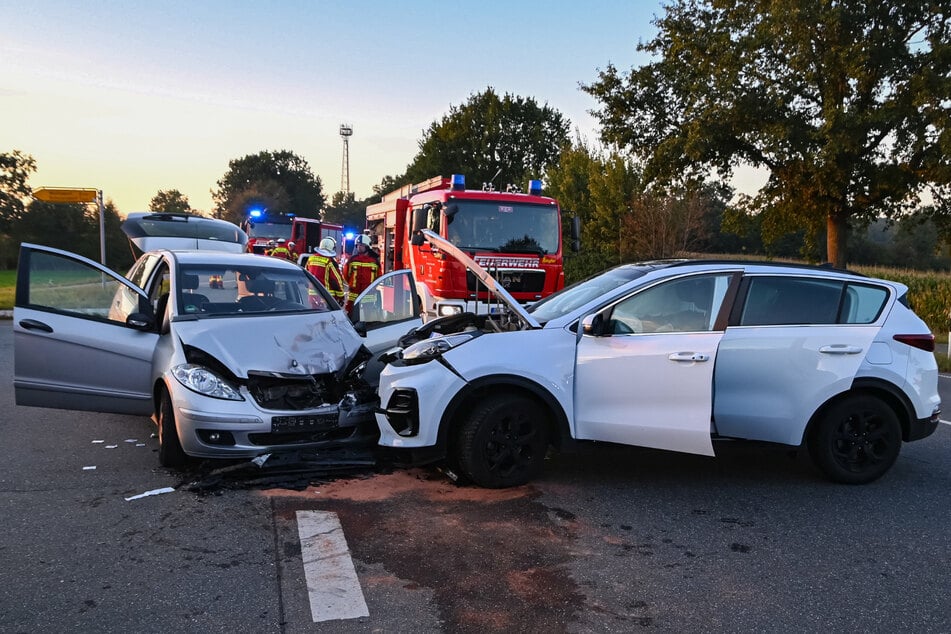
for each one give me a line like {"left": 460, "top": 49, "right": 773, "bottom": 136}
{"left": 268, "top": 238, "right": 292, "bottom": 260}
{"left": 343, "top": 234, "right": 379, "bottom": 313}
{"left": 306, "top": 237, "right": 346, "bottom": 306}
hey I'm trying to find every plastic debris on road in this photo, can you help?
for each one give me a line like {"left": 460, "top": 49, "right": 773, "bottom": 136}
{"left": 124, "top": 486, "right": 175, "bottom": 501}
{"left": 82, "top": 466, "right": 96, "bottom": 471}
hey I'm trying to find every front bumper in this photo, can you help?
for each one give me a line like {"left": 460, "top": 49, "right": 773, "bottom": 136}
{"left": 166, "top": 382, "right": 379, "bottom": 459}
{"left": 375, "top": 359, "right": 466, "bottom": 449}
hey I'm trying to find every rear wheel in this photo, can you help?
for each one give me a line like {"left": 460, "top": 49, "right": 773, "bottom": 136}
{"left": 809, "top": 395, "right": 901, "bottom": 484}
{"left": 456, "top": 394, "right": 549, "bottom": 488}
{"left": 158, "top": 389, "right": 188, "bottom": 468}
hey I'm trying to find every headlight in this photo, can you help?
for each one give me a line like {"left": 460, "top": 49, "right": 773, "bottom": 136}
{"left": 171, "top": 364, "right": 244, "bottom": 400}
{"left": 401, "top": 333, "right": 475, "bottom": 364}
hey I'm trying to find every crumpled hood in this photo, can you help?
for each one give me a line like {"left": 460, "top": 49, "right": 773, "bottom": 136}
{"left": 170, "top": 312, "right": 364, "bottom": 378}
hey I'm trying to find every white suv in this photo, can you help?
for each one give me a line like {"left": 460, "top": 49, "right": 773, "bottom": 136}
{"left": 375, "top": 231, "right": 941, "bottom": 487}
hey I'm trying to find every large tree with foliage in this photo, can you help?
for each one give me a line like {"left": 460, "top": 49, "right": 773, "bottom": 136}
{"left": 404, "top": 88, "right": 571, "bottom": 191}
{"left": 584, "top": 0, "right": 950, "bottom": 267}
{"left": 212, "top": 150, "right": 325, "bottom": 225}
{"left": 149, "top": 189, "right": 193, "bottom": 215}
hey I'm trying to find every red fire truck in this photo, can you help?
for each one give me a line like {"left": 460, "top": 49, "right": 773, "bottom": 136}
{"left": 365, "top": 174, "right": 571, "bottom": 319}
{"left": 240, "top": 210, "right": 344, "bottom": 262}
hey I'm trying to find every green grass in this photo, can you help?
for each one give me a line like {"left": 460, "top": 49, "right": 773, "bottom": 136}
{"left": 0, "top": 270, "right": 14, "bottom": 310}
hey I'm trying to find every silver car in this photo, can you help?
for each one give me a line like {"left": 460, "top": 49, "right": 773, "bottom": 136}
{"left": 13, "top": 213, "right": 422, "bottom": 466}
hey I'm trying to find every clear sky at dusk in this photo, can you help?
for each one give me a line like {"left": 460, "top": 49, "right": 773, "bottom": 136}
{"left": 2, "top": 1, "right": 668, "bottom": 214}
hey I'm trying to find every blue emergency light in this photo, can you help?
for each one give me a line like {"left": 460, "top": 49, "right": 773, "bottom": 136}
{"left": 249, "top": 209, "right": 263, "bottom": 218}
{"left": 345, "top": 231, "right": 355, "bottom": 240}
{"left": 450, "top": 174, "right": 466, "bottom": 191}
{"left": 528, "top": 179, "right": 543, "bottom": 196}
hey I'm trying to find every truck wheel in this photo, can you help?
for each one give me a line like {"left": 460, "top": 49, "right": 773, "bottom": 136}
{"left": 456, "top": 394, "right": 548, "bottom": 488}
{"left": 809, "top": 394, "right": 901, "bottom": 484}
{"left": 158, "top": 389, "right": 188, "bottom": 468}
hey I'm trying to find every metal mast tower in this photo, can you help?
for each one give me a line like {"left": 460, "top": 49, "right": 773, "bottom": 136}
{"left": 339, "top": 124, "right": 353, "bottom": 193}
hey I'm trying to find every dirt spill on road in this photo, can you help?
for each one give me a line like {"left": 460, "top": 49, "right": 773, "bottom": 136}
{"left": 264, "top": 468, "right": 585, "bottom": 633}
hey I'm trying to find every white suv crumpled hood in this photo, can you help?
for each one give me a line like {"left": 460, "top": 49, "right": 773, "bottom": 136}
{"left": 170, "top": 312, "right": 364, "bottom": 377}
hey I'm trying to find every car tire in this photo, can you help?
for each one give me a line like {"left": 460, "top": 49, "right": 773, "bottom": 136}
{"left": 456, "top": 394, "right": 549, "bottom": 488}
{"left": 809, "top": 394, "right": 901, "bottom": 484}
{"left": 158, "top": 389, "right": 188, "bottom": 468}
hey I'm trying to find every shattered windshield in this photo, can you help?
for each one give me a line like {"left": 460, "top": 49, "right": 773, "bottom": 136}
{"left": 445, "top": 201, "right": 559, "bottom": 255}
{"left": 176, "top": 263, "right": 334, "bottom": 316}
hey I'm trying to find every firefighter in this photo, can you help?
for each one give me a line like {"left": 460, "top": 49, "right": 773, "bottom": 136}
{"left": 343, "top": 234, "right": 379, "bottom": 312}
{"left": 306, "top": 237, "right": 346, "bottom": 306}
{"left": 269, "top": 238, "right": 292, "bottom": 260}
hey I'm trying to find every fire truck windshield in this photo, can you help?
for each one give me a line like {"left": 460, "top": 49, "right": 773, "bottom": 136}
{"left": 247, "top": 222, "right": 293, "bottom": 241}
{"left": 445, "top": 201, "right": 559, "bottom": 255}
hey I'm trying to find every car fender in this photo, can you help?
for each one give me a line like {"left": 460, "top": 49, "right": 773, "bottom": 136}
{"left": 436, "top": 373, "right": 574, "bottom": 451}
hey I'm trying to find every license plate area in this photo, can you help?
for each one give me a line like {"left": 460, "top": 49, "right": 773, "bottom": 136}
{"left": 271, "top": 413, "right": 339, "bottom": 433}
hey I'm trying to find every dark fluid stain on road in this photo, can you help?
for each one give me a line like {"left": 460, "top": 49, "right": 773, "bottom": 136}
{"left": 279, "top": 469, "right": 586, "bottom": 633}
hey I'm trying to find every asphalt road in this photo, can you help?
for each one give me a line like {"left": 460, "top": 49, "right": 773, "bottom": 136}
{"left": 2, "top": 319, "right": 950, "bottom": 632}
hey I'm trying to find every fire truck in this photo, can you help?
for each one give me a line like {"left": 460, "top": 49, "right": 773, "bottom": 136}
{"left": 240, "top": 210, "right": 344, "bottom": 262}
{"left": 365, "top": 174, "right": 572, "bottom": 319}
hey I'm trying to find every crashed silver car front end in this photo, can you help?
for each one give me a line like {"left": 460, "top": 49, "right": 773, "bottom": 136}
{"left": 163, "top": 311, "right": 378, "bottom": 458}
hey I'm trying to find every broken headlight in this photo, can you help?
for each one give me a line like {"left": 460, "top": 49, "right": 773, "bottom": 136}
{"left": 172, "top": 364, "right": 244, "bottom": 401}
{"left": 400, "top": 333, "right": 476, "bottom": 365}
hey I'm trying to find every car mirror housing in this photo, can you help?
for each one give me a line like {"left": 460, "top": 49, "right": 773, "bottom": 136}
{"left": 580, "top": 313, "right": 604, "bottom": 337}
{"left": 126, "top": 312, "right": 154, "bottom": 331}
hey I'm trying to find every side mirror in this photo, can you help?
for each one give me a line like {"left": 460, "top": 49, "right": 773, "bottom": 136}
{"left": 126, "top": 312, "right": 154, "bottom": 331}
{"left": 410, "top": 231, "right": 425, "bottom": 247}
{"left": 580, "top": 313, "right": 603, "bottom": 337}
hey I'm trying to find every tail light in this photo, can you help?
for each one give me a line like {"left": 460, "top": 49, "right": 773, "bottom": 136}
{"left": 893, "top": 334, "right": 935, "bottom": 352}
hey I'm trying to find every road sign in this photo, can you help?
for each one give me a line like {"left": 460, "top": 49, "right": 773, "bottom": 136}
{"left": 32, "top": 187, "right": 99, "bottom": 203}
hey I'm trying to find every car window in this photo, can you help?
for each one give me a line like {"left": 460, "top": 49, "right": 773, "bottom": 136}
{"left": 125, "top": 253, "right": 161, "bottom": 289}
{"left": 354, "top": 271, "right": 418, "bottom": 326}
{"left": 24, "top": 250, "right": 142, "bottom": 325}
{"left": 839, "top": 283, "right": 888, "bottom": 324}
{"left": 175, "top": 263, "right": 333, "bottom": 316}
{"left": 741, "top": 276, "right": 844, "bottom": 325}
{"left": 607, "top": 274, "right": 732, "bottom": 334}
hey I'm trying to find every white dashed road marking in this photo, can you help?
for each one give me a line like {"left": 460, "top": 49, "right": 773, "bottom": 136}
{"left": 296, "top": 510, "right": 369, "bottom": 623}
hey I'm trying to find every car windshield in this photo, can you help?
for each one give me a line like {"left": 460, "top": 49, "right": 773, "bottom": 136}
{"left": 527, "top": 264, "right": 654, "bottom": 322}
{"left": 176, "top": 263, "right": 335, "bottom": 316}
{"left": 246, "top": 222, "right": 293, "bottom": 241}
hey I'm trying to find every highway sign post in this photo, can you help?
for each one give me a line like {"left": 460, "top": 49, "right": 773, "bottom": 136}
{"left": 32, "top": 187, "right": 106, "bottom": 265}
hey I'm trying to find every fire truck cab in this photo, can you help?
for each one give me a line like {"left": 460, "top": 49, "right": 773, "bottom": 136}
{"left": 366, "top": 174, "right": 567, "bottom": 320}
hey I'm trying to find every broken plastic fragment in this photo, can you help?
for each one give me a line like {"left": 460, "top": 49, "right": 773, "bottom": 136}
{"left": 252, "top": 454, "right": 272, "bottom": 467}
{"left": 82, "top": 466, "right": 96, "bottom": 471}
{"left": 105, "top": 445, "right": 118, "bottom": 449}
{"left": 91, "top": 440, "right": 104, "bottom": 444}
{"left": 124, "top": 439, "right": 137, "bottom": 443}
{"left": 135, "top": 443, "right": 146, "bottom": 447}
{"left": 124, "top": 487, "right": 175, "bottom": 501}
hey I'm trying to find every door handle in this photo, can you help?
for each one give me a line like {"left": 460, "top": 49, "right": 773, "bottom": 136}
{"left": 19, "top": 319, "right": 53, "bottom": 333}
{"left": 819, "top": 345, "right": 863, "bottom": 355}
{"left": 668, "top": 352, "right": 709, "bottom": 362}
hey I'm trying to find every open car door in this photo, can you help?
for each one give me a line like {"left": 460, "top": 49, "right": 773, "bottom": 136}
{"left": 14, "top": 244, "right": 159, "bottom": 415}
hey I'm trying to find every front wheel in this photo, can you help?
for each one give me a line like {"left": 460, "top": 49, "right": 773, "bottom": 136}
{"left": 456, "top": 394, "right": 549, "bottom": 488}
{"left": 158, "top": 389, "right": 188, "bottom": 468}
{"left": 809, "top": 395, "right": 901, "bottom": 484}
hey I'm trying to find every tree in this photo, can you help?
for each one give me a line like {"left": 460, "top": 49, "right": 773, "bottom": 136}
{"left": 0, "top": 150, "right": 37, "bottom": 233}
{"left": 584, "top": 0, "right": 951, "bottom": 267}
{"left": 212, "top": 150, "right": 325, "bottom": 225}
{"left": 404, "top": 88, "right": 570, "bottom": 190}
{"left": 149, "top": 189, "right": 192, "bottom": 215}
{"left": 323, "top": 191, "right": 367, "bottom": 230}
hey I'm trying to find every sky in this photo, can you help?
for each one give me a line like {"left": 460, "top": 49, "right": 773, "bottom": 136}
{"left": 2, "top": 1, "right": 673, "bottom": 215}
